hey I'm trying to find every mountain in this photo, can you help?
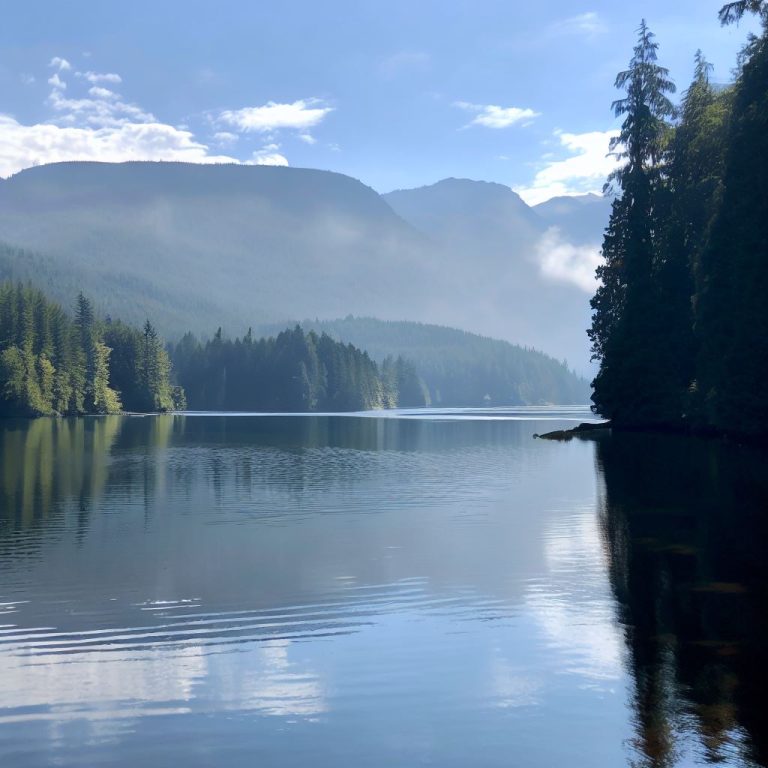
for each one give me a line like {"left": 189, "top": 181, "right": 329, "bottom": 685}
{"left": 259, "top": 316, "right": 590, "bottom": 406}
{"left": 0, "top": 161, "right": 436, "bottom": 337}
{"left": 384, "top": 178, "right": 609, "bottom": 371}
{"left": 0, "top": 162, "right": 610, "bottom": 371}
{"left": 533, "top": 193, "right": 612, "bottom": 244}
{"left": 384, "top": 177, "right": 543, "bottom": 246}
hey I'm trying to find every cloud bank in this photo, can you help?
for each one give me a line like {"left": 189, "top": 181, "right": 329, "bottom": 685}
{"left": 0, "top": 116, "right": 238, "bottom": 178}
{"left": 535, "top": 227, "right": 601, "bottom": 293}
{"left": 516, "top": 129, "right": 620, "bottom": 205}
{"left": 0, "top": 57, "right": 333, "bottom": 178}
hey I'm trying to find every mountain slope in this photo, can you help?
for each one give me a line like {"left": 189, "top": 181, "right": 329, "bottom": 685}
{"left": 383, "top": 178, "right": 601, "bottom": 371}
{"left": 0, "top": 163, "right": 608, "bottom": 370}
{"left": 0, "top": 161, "right": 437, "bottom": 337}
{"left": 533, "top": 193, "right": 612, "bottom": 244}
{"left": 260, "top": 316, "right": 590, "bottom": 405}
{"left": 385, "top": 177, "right": 543, "bottom": 246}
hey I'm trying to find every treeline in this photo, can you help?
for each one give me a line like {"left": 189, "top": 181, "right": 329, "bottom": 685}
{"left": 0, "top": 283, "right": 181, "bottom": 417}
{"left": 170, "top": 326, "right": 427, "bottom": 412}
{"left": 261, "top": 317, "right": 590, "bottom": 406}
{"left": 589, "top": 2, "right": 768, "bottom": 437}
{"left": 0, "top": 283, "right": 430, "bottom": 417}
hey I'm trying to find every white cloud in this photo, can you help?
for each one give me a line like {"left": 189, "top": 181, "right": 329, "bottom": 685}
{"left": 48, "top": 86, "right": 155, "bottom": 127}
{"left": 454, "top": 101, "right": 539, "bottom": 129}
{"left": 219, "top": 99, "right": 333, "bottom": 133}
{"left": 213, "top": 131, "right": 239, "bottom": 145}
{"left": 515, "top": 129, "right": 620, "bottom": 205}
{"left": 535, "top": 227, "right": 601, "bottom": 293}
{"left": 0, "top": 64, "right": 237, "bottom": 178}
{"left": 1, "top": 58, "right": 331, "bottom": 178}
{"left": 251, "top": 144, "right": 289, "bottom": 166}
{"left": 49, "top": 56, "right": 71, "bottom": 71}
{"left": 0, "top": 116, "right": 238, "bottom": 178}
{"left": 551, "top": 12, "right": 608, "bottom": 38}
{"left": 47, "top": 73, "right": 66, "bottom": 90}
{"left": 88, "top": 86, "right": 117, "bottom": 99}
{"left": 79, "top": 71, "right": 122, "bottom": 84}
{"left": 20, "top": 73, "right": 36, "bottom": 86}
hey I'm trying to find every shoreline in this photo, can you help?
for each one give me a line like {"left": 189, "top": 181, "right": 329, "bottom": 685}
{"left": 535, "top": 420, "right": 768, "bottom": 449}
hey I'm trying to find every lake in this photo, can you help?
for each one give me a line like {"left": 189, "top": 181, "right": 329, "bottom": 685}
{"left": 0, "top": 409, "right": 766, "bottom": 767}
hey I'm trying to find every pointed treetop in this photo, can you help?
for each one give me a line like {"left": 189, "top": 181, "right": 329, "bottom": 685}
{"left": 143, "top": 319, "right": 157, "bottom": 339}
{"left": 693, "top": 50, "right": 714, "bottom": 83}
{"left": 612, "top": 20, "right": 676, "bottom": 120}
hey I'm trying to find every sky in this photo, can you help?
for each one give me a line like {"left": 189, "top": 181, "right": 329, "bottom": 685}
{"left": 0, "top": 1, "right": 758, "bottom": 204}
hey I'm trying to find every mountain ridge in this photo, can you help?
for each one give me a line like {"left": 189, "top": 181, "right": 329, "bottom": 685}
{"left": 0, "top": 161, "right": 610, "bottom": 371}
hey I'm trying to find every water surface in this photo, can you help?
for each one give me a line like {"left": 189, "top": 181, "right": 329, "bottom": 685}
{"left": 0, "top": 409, "right": 765, "bottom": 767}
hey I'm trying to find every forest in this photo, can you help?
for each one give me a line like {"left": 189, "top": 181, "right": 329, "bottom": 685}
{"left": 0, "top": 283, "right": 426, "bottom": 416}
{"left": 170, "top": 327, "right": 426, "bottom": 412}
{"left": 260, "top": 316, "right": 589, "bottom": 407}
{"left": 0, "top": 283, "right": 181, "bottom": 417}
{"left": 589, "top": 1, "right": 768, "bottom": 437}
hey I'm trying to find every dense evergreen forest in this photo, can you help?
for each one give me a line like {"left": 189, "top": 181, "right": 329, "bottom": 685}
{"left": 0, "top": 283, "right": 181, "bottom": 417}
{"left": 170, "top": 327, "right": 426, "bottom": 411}
{"left": 0, "top": 283, "right": 428, "bottom": 416}
{"left": 261, "top": 317, "right": 589, "bottom": 406}
{"left": 589, "top": 1, "right": 768, "bottom": 437}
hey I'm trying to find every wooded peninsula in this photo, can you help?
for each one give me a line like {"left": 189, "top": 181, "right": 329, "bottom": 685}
{"left": 589, "top": 2, "right": 768, "bottom": 438}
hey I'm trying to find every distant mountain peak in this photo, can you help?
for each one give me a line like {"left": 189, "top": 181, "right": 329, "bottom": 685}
{"left": 386, "top": 176, "right": 526, "bottom": 204}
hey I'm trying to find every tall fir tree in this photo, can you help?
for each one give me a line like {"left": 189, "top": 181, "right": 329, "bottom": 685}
{"left": 589, "top": 21, "right": 676, "bottom": 426}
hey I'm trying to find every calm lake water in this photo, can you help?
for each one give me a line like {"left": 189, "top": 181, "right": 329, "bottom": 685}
{"left": 0, "top": 409, "right": 766, "bottom": 767}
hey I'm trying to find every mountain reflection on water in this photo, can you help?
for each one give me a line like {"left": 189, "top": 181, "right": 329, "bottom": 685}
{"left": 0, "top": 411, "right": 765, "bottom": 767}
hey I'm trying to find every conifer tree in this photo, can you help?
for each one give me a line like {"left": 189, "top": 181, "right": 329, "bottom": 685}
{"left": 696, "top": 8, "right": 768, "bottom": 434}
{"left": 719, "top": 0, "right": 766, "bottom": 24}
{"left": 589, "top": 21, "right": 676, "bottom": 425}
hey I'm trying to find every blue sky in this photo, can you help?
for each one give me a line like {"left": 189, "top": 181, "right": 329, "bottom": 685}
{"left": 0, "top": 1, "right": 758, "bottom": 203}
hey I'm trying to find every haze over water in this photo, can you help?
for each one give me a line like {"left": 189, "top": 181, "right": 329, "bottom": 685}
{"left": 0, "top": 409, "right": 765, "bottom": 767}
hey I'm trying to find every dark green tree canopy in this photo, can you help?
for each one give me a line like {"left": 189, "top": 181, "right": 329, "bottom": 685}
{"left": 589, "top": 7, "right": 768, "bottom": 437}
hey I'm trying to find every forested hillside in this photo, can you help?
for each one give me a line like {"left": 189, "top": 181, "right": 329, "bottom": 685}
{"left": 261, "top": 317, "right": 589, "bottom": 406}
{"left": 0, "top": 163, "right": 432, "bottom": 341}
{"left": 0, "top": 163, "right": 609, "bottom": 369}
{"left": 589, "top": 3, "right": 768, "bottom": 437}
{"left": 0, "top": 282, "right": 430, "bottom": 416}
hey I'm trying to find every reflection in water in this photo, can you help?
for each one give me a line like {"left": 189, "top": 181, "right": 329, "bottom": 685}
{"left": 0, "top": 412, "right": 766, "bottom": 767}
{"left": 0, "top": 416, "right": 122, "bottom": 529}
{"left": 596, "top": 432, "right": 768, "bottom": 768}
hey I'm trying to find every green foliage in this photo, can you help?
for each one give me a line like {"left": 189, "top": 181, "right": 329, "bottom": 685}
{"left": 590, "top": 12, "right": 768, "bottom": 437}
{"left": 170, "top": 325, "right": 421, "bottom": 412}
{"left": 382, "top": 356, "right": 429, "bottom": 408}
{"left": 695, "top": 23, "right": 768, "bottom": 435}
{"left": 0, "top": 283, "right": 171, "bottom": 417}
{"left": 262, "top": 317, "right": 589, "bottom": 406}
{"left": 93, "top": 341, "right": 122, "bottom": 414}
